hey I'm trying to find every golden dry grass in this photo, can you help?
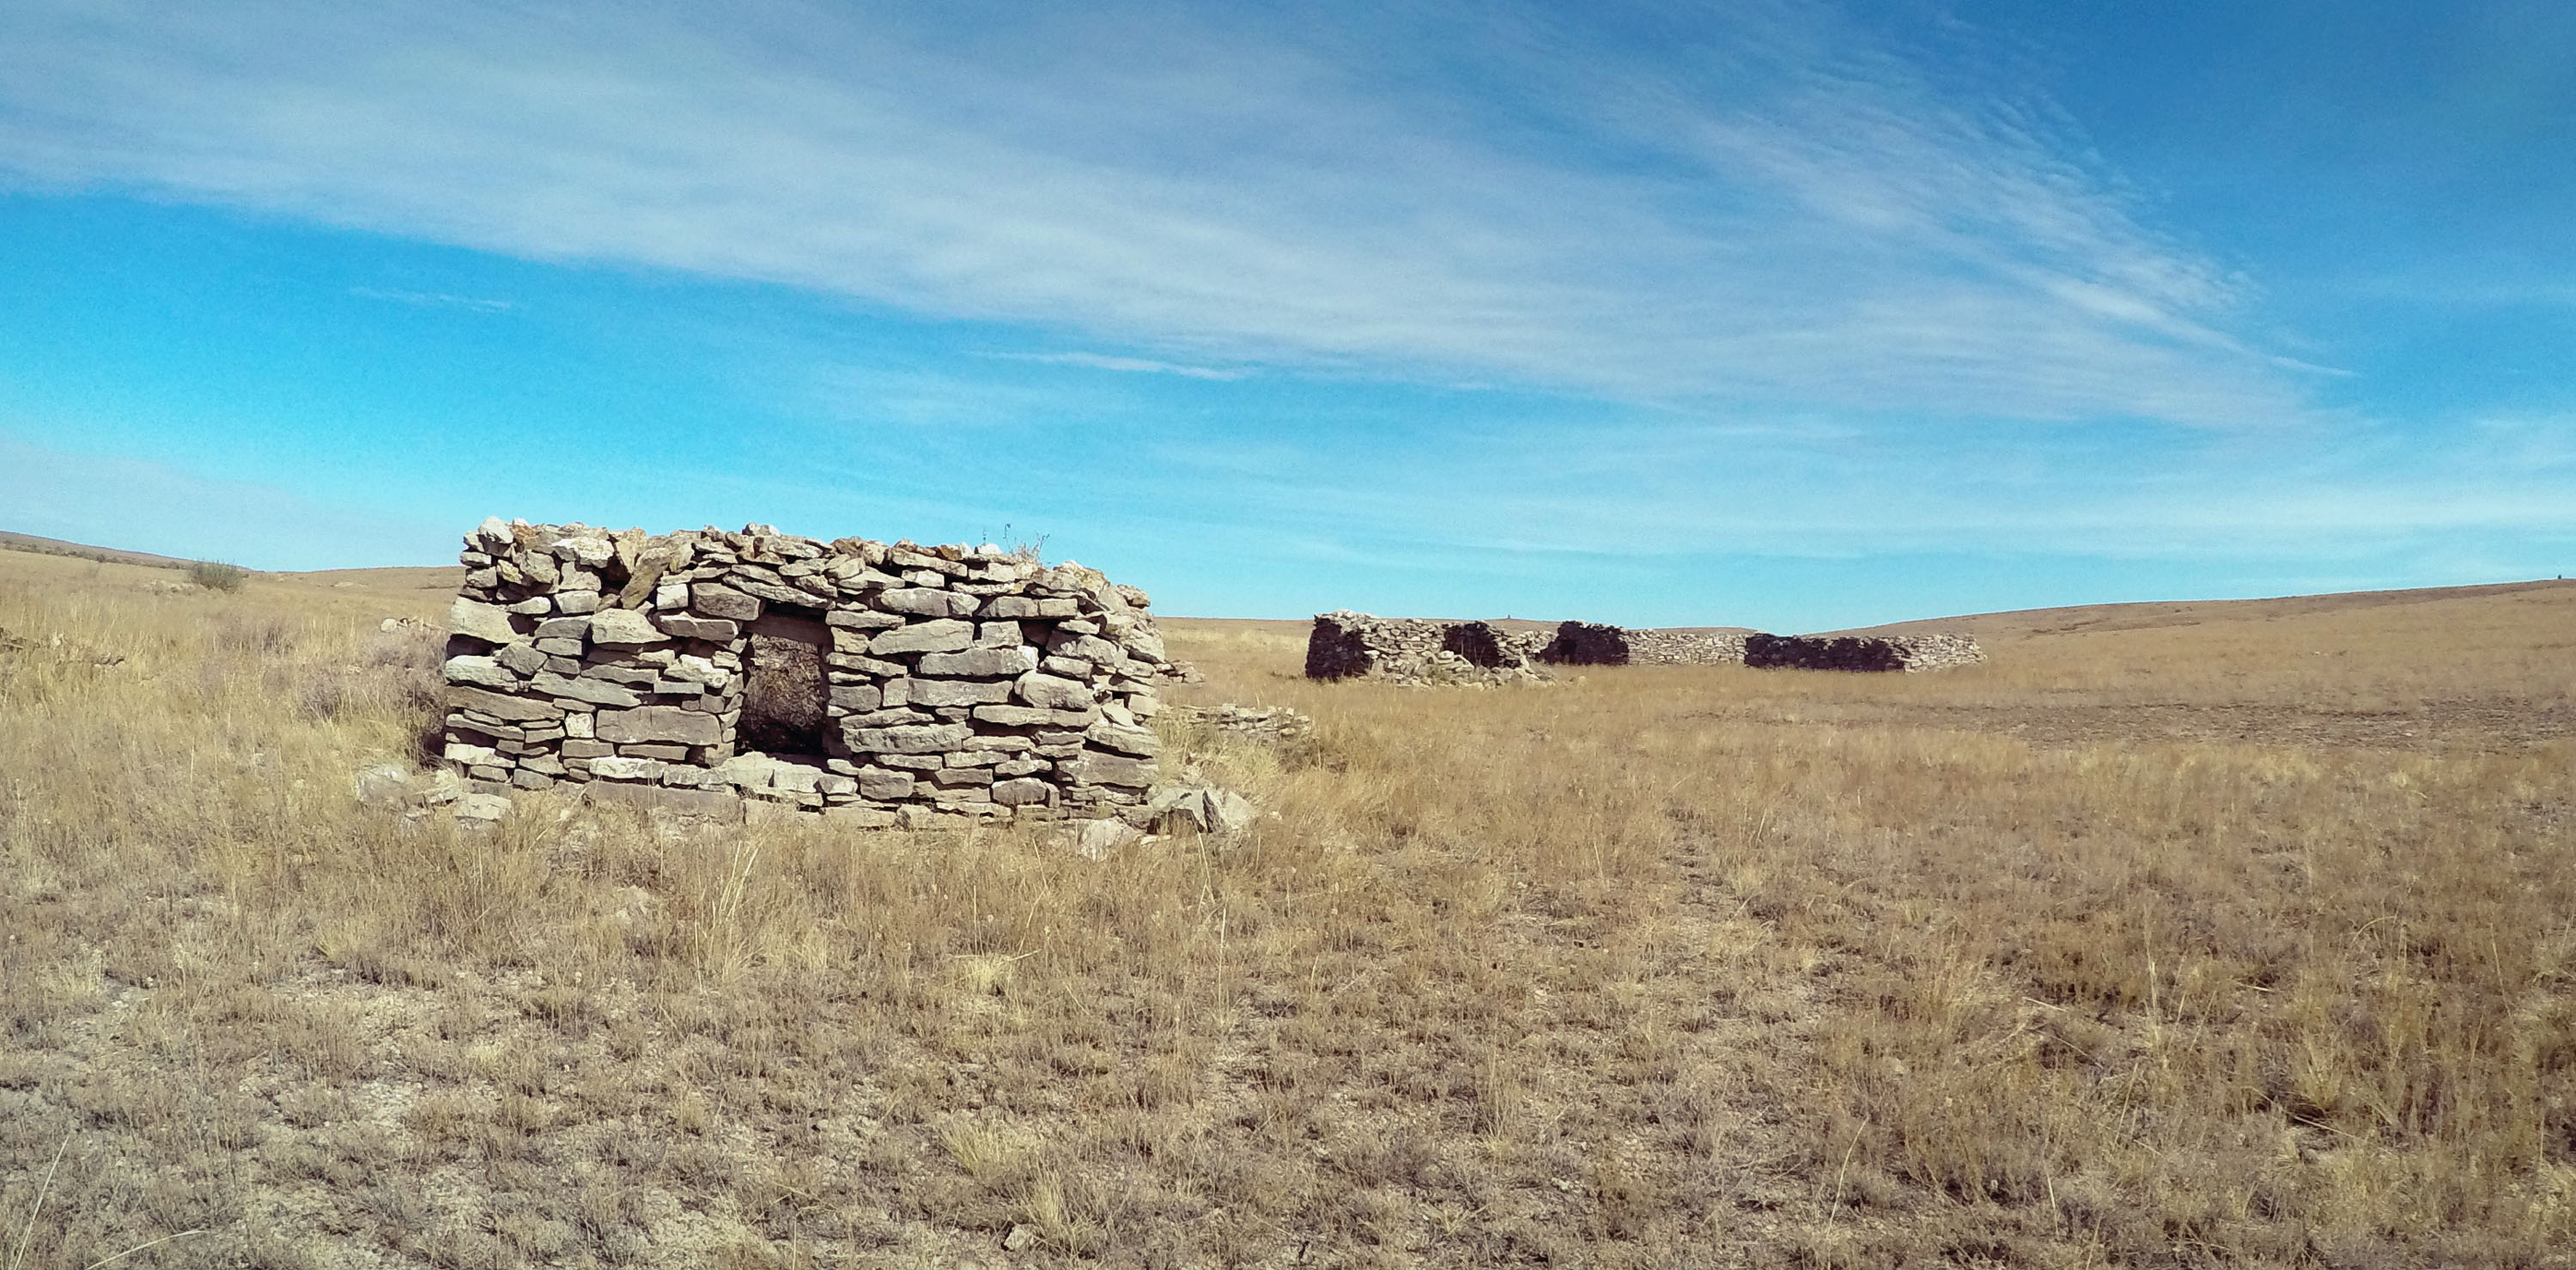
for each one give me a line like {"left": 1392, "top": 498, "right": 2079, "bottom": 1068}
{"left": 3, "top": 550, "right": 2573, "bottom": 1267}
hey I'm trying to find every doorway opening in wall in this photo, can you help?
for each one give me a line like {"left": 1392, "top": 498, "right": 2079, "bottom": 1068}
{"left": 738, "top": 610, "right": 831, "bottom": 757}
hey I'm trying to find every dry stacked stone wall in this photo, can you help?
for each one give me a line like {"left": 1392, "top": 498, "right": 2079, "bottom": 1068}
{"left": 1303, "top": 611, "right": 1546, "bottom": 685}
{"left": 1741, "top": 633, "right": 1985, "bottom": 672}
{"left": 1628, "top": 629, "right": 1751, "bottom": 665}
{"left": 442, "top": 518, "right": 1170, "bottom": 827}
{"left": 1321, "top": 615, "right": 1978, "bottom": 680}
{"left": 1536, "top": 623, "right": 1749, "bottom": 667}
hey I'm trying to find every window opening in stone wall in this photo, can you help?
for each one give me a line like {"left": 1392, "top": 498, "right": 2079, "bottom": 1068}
{"left": 739, "top": 610, "right": 831, "bottom": 757}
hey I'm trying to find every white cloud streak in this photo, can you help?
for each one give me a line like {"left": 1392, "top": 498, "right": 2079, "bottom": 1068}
{"left": 0, "top": 0, "right": 2308, "bottom": 423}
{"left": 348, "top": 285, "right": 513, "bottom": 312}
{"left": 987, "top": 351, "right": 1251, "bottom": 380}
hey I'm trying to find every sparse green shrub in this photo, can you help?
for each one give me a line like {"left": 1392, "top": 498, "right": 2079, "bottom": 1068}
{"left": 186, "top": 560, "right": 248, "bottom": 592}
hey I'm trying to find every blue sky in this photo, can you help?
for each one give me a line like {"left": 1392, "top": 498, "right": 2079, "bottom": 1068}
{"left": 1, "top": 1, "right": 2569, "bottom": 629}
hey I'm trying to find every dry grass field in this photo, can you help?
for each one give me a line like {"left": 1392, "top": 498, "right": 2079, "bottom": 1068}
{"left": 4, "top": 545, "right": 2573, "bottom": 1268}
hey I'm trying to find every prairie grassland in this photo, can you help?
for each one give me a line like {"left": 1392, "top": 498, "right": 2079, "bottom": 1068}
{"left": 3, "top": 550, "right": 2573, "bottom": 1268}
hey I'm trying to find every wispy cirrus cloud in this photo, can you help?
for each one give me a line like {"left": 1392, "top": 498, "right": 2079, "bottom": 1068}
{"left": 349, "top": 285, "right": 513, "bottom": 313}
{"left": 0, "top": 0, "right": 2307, "bottom": 425}
{"left": 987, "top": 351, "right": 1252, "bottom": 381}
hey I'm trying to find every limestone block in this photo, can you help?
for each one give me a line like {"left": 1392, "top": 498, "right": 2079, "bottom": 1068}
{"left": 443, "top": 655, "right": 519, "bottom": 690}
{"left": 1068, "top": 817, "right": 1141, "bottom": 859}
{"left": 915, "top": 646, "right": 1036, "bottom": 678}
{"left": 870, "top": 619, "right": 974, "bottom": 656}
{"left": 585, "top": 781, "right": 744, "bottom": 821}
{"left": 828, "top": 684, "right": 883, "bottom": 712}
{"left": 1084, "top": 719, "right": 1160, "bottom": 757}
{"left": 443, "top": 742, "right": 503, "bottom": 768}
{"left": 447, "top": 686, "right": 562, "bottom": 721}
{"left": 1060, "top": 634, "right": 1124, "bottom": 665}
{"left": 855, "top": 768, "right": 916, "bottom": 799}
{"left": 843, "top": 721, "right": 974, "bottom": 754}
{"left": 595, "top": 706, "right": 724, "bottom": 745}
{"left": 842, "top": 707, "right": 930, "bottom": 728}
{"left": 970, "top": 704, "right": 1054, "bottom": 726}
{"left": 1014, "top": 671, "right": 1093, "bottom": 710}
{"left": 1061, "top": 750, "right": 1154, "bottom": 788}
{"left": 532, "top": 671, "right": 641, "bottom": 708}
{"left": 586, "top": 608, "right": 666, "bottom": 646}
{"left": 730, "top": 574, "right": 811, "bottom": 605}
{"left": 492, "top": 642, "right": 548, "bottom": 676}
{"left": 690, "top": 584, "right": 762, "bottom": 622}
{"left": 873, "top": 587, "right": 963, "bottom": 617}
{"left": 899, "top": 677, "right": 1013, "bottom": 708}
{"left": 590, "top": 756, "right": 664, "bottom": 781}
{"left": 450, "top": 597, "right": 522, "bottom": 644}
{"left": 825, "top": 607, "right": 904, "bottom": 630}
{"left": 552, "top": 534, "right": 615, "bottom": 568}
{"left": 991, "top": 777, "right": 1054, "bottom": 805}
{"left": 657, "top": 615, "right": 738, "bottom": 641}
{"left": 825, "top": 652, "right": 907, "bottom": 678}
{"left": 456, "top": 792, "right": 514, "bottom": 822}
{"left": 1120, "top": 629, "right": 1168, "bottom": 664}
{"left": 980, "top": 595, "right": 1041, "bottom": 619}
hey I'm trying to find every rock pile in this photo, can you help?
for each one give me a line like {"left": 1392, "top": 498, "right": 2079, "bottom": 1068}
{"left": 1166, "top": 703, "right": 1317, "bottom": 750}
{"left": 441, "top": 518, "right": 1171, "bottom": 828}
{"left": 1742, "top": 633, "right": 1985, "bottom": 672}
{"left": 1303, "top": 611, "right": 1546, "bottom": 686}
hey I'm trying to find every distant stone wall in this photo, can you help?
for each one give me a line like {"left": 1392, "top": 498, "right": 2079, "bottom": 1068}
{"left": 1628, "top": 629, "right": 1750, "bottom": 665}
{"left": 1321, "top": 614, "right": 1978, "bottom": 681}
{"left": 1536, "top": 622, "right": 1631, "bottom": 665}
{"left": 442, "top": 518, "right": 1169, "bottom": 828}
{"left": 1538, "top": 623, "right": 1749, "bottom": 667}
{"left": 1742, "top": 633, "right": 1985, "bottom": 673}
{"left": 1303, "top": 611, "right": 1546, "bottom": 685}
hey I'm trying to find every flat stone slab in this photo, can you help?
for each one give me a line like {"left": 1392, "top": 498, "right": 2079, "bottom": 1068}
{"left": 585, "top": 781, "right": 745, "bottom": 822}
{"left": 594, "top": 705, "right": 723, "bottom": 745}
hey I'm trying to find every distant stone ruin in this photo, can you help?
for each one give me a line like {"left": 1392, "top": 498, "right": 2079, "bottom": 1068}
{"left": 1309, "top": 613, "right": 1981, "bottom": 683}
{"left": 1743, "top": 632, "right": 1985, "bottom": 672}
{"left": 1537, "top": 623, "right": 1751, "bottom": 666}
{"left": 441, "top": 518, "right": 1169, "bottom": 826}
{"left": 1303, "top": 611, "right": 1547, "bottom": 686}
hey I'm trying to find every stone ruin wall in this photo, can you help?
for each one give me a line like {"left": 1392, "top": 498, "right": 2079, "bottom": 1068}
{"left": 1303, "top": 611, "right": 1547, "bottom": 685}
{"left": 441, "top": 518, "right": 1170, "bottom": 828}
{"left": 1535, "top": 622, "right": 1749, "bottom": 667}
{"left": 1309, "top": 614, "right": 1980, "bottom": 681}
{"left": 1741, "top": 632, "right": 1985, "bottom": 673}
